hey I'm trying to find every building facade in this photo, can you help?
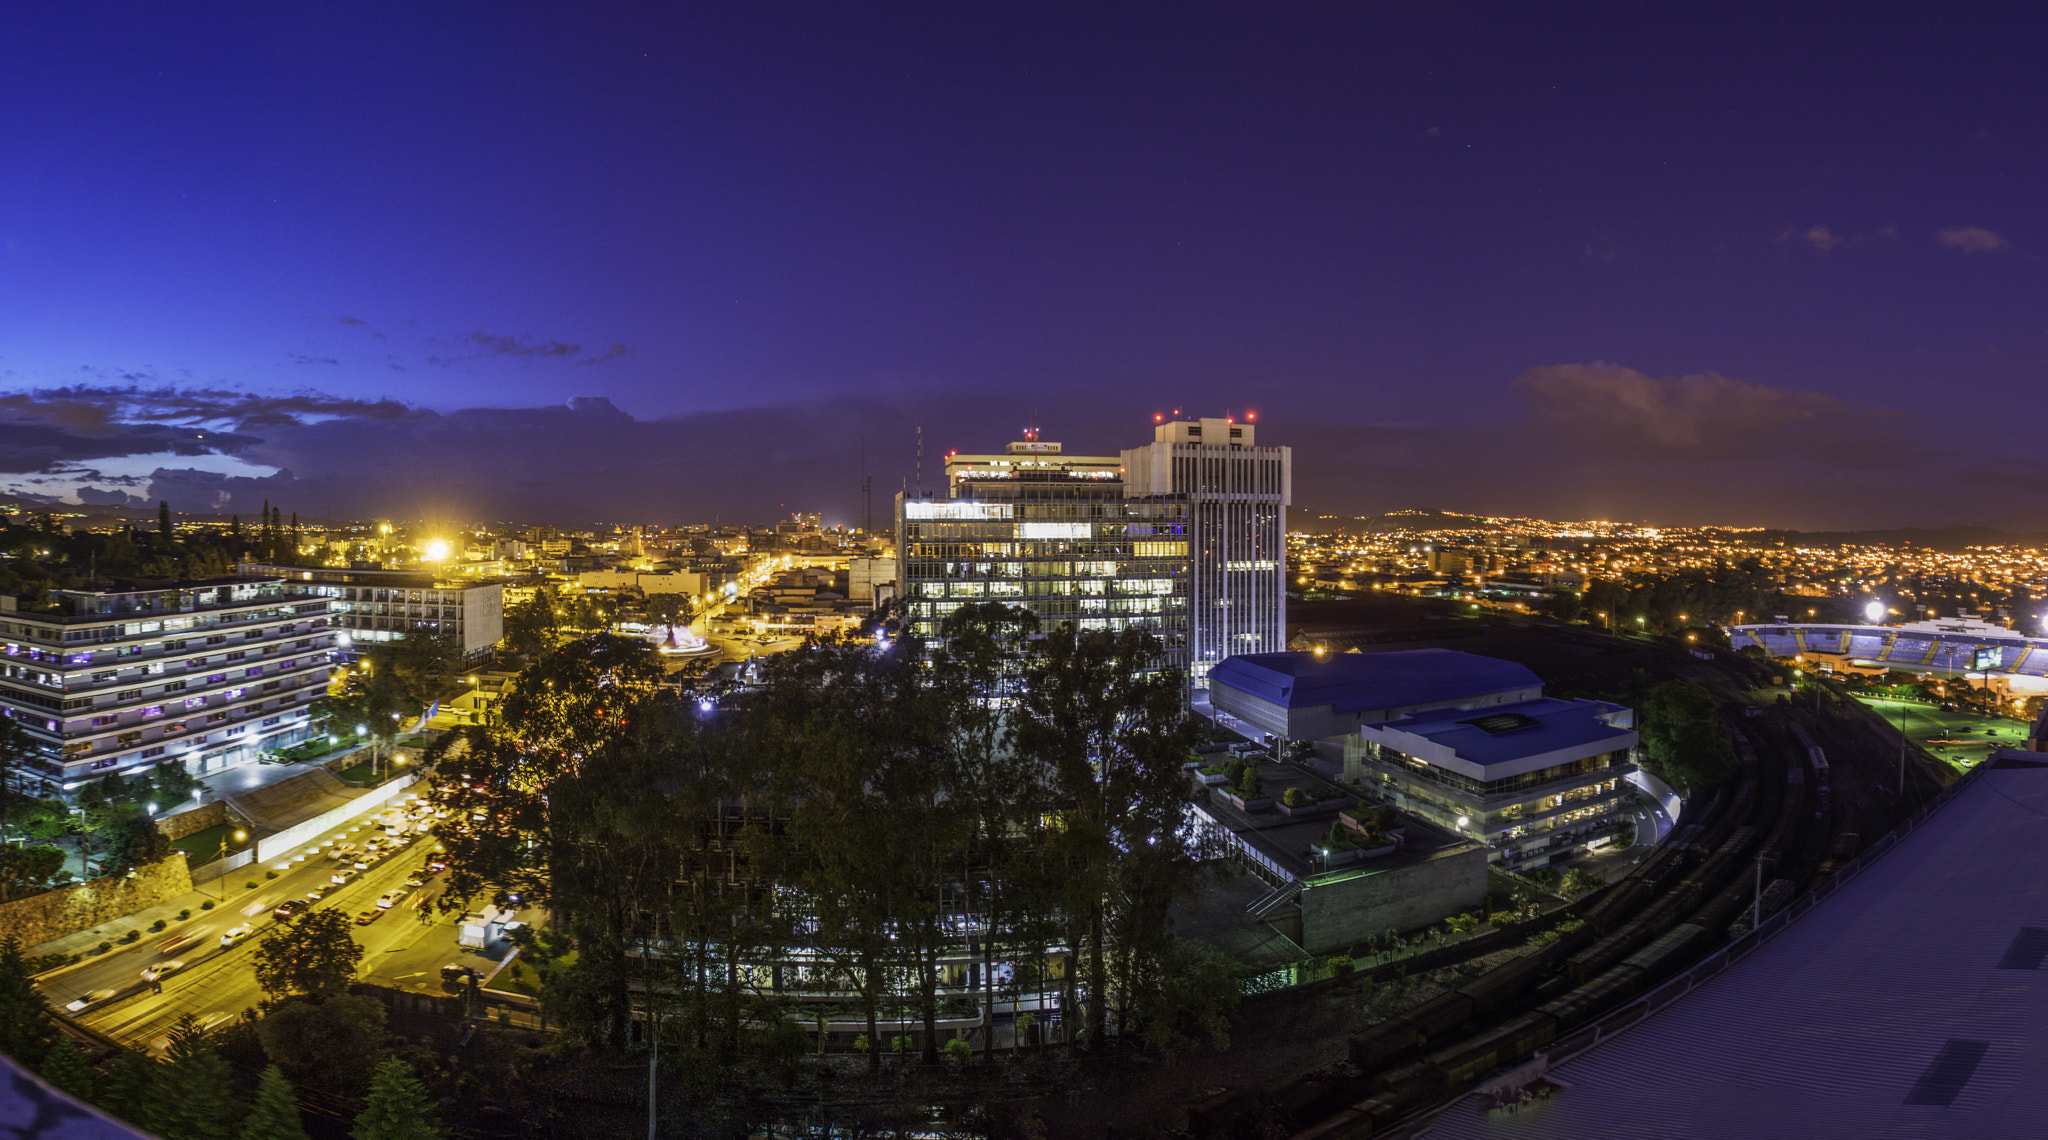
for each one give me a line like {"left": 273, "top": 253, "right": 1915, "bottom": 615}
{"left": 895, "top": 419, "right": 1290, "bottom": 700}
{"left": 238, "top": 563, "right": 505, "bottom": 661}
{"left": 0, "top": 578, "right": 335, "bottom": 796}
{"left": 1122, "top": 418, "right": 1291, "bottom": 691}
{"left": 1208, "top": 649, "right": 1640, "bottom": 870}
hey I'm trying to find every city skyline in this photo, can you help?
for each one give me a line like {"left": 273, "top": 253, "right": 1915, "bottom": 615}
{"left": 4, "top": 5, "right": 2047, "bottom": 529}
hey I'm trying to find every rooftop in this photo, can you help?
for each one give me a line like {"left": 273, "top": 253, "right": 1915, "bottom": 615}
{"left": 1206, "top": 648, "right": 1540, "bottom": 712}
{"left": 1369, "top": 697, "right": 1634, "bottom": 773}
{"left": 1421, "top": 753, "right": 2048, "bottom": 1140}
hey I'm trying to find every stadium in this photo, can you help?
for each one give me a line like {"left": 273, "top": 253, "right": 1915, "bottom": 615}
{"left": 1727, "top": 614, "right": 2048, "bottom": 695}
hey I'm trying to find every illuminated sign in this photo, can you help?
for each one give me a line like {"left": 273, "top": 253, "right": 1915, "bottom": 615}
{"left": 1973, "top": 646, "right": 2004, "bottom": 671}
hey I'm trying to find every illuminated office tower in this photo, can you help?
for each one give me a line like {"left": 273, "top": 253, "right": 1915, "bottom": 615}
{"left": 897, "top": 430, "right": 1191, "bottom": 676}
{"left": 896, "top": 417, "right": 1288, "bottom": 702}
{"left": 1122, "top": 417, "right": 1291, "bottom": 696}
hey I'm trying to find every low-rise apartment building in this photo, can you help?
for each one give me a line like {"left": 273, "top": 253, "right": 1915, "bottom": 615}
{"left": 0, "top": 577, "right": 335, "bottom": 796}
{"left": 237, "top": 562, "right": 506, "bottom": 662}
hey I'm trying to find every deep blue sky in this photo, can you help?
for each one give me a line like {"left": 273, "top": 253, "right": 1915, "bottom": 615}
{"left": 1, "top": 3, "right": 2044, "bottom": 529}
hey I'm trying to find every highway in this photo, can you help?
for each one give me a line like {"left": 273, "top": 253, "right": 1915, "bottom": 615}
{"left": 40, "top": 801, "right": 487, "bottom": 1052}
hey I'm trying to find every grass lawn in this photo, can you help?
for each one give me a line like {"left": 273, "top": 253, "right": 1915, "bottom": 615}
{"left": 170, "top": 823, "right": 249, "bottom": 864}
{"left": 496, "top": 948, "right": 576, "bottom": 997}
{"left": 1858, "top": 697, "right": 2027, "bottom": 769}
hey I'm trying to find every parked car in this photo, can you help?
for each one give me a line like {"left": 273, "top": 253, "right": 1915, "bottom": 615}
{"left": 65, "top": 989, "right": 116, "bottom": 1012}
{"left": 140, "top": 960, "right": 185, "bottom": 983}
{"left": 220, "top": 923, "right": 255, "bottom": 947}
{"left": 353, "top": 908, "right": 383, "bottom": 926}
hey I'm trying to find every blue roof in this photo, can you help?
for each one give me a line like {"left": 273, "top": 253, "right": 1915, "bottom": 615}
{"left": 1377, "top": 697, "right": 1633, "bottom": 767}
{"left": 1207, "top": 649, "right": 1541, "bottom": 712}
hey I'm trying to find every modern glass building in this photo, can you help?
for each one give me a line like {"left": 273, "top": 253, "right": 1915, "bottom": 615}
{"left": 896, "top": 418, "right": 1290, "bottom": 700}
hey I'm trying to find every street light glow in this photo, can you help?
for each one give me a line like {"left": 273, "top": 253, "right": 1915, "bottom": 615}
{"left": 1864, "top": 600, "right": 1886, "bottom": 624}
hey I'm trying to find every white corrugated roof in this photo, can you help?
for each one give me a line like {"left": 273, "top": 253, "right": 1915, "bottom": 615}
{"left": 1421, "top": 756, "right": 2048, "bottom": 1140}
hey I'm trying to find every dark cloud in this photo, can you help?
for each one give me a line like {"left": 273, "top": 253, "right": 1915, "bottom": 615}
{"left": 287, "top": 353, "right": 340, "bottom": 366}
{"left": 147, "top": 466, "right": 300, "bottom": 514}
{"left": 579, "top": 344, "right": 631, "bottom": 366}
{"left": 466, "top": 331, "right": 581, "bottom": 358}
{"left": 0, "top": 385, "right": 415, "bottom": 477}
{"left": 336, "top": 315, "right": 367, "bottom": 326}
{"left": 1511, "top": 363, "right": 1905, "bottom": 464}
{"left": 77, "top": 486, "right": 147, "bottom": 506}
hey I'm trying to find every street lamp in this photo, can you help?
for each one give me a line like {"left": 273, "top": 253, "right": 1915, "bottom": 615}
{"left": 213, "top": 829, "right": 248, "bottom": 900}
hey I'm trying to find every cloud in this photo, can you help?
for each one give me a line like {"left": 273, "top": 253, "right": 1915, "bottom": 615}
{"left": 287, "top": 353, "right": 340, "bottom": 366}
{"left": 579, "top": 344, "right": 631, "bottom": 366}
{"left": 0, "top": 385, "right": 415, "bottom": 478}
{"left": 1511, "top": 362, "right": 1903, "bottom": 464}
{"left": 1801, "top": 225, "right": 1841, "bottom": 251}
{"left": 1936, "top": 225, "right": 2006, "bottom": 253}
{"left": 1780, "top": 225, "right": 1842, "bottom": 251}
{"left": 466, "top": 331, "right": 581, "bottom": 358}
{"left": 336, "top": 315, "right": 367, "bottom": 326}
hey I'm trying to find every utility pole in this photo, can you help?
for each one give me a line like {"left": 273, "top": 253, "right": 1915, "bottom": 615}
{"left": 1752, "top": 855, "right": 1762, "bottom": 931}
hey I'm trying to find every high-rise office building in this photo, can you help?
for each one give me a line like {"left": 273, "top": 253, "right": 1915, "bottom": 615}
{"left": 1123, "top": 417, "right": 1291, "bottom": 692}
{"left": 895, "top": 417, "right": 1289, "bottom": 702}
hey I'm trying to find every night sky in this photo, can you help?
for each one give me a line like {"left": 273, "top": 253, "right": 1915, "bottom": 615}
{"left": 2, "top": 4, "right": 2044, "bottom": 530}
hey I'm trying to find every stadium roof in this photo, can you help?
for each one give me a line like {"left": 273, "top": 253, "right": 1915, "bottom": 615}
{"left": 1206, "top": 649, "right": 1539, "bottom": 712}
{"left": 1419, "top": 753, "right": 2048, "bottom": 1140}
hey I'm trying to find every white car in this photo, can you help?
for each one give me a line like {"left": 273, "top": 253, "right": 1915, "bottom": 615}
{"left": 376, "top": 888, "right": 408, "bottom": 909}
{"left": 220, "top": 923, "right": 255, "bottom": 947}
{"left": 140, "top": 960, "right": 185, "bottom": 983}
{"left": 65, "top": 989, "right": 115, "bottom": 1011}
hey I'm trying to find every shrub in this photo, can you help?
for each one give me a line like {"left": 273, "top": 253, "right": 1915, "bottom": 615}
{"left": 150, "top": 918, "right": 166, "bottom": 932}
{"left": 1445, "top": 913, "right": 1479, "bottom": 936}
{"left": 1326, "top": 954, "right": 1355, "bottom": 975}
{"left": 944, "top": 1038, "right": 972, "bottom": 1063}
{"left": 852, "top": 1034, "right": 870, "bottom": 1053}
{"left": 177, "top": 909, "right": 190, "bottom": 920}
{"left": 120, "top": 930, "right": 139, "bottom": 943}
{"left": 1281, "top": 786, "right": 1305, "bottom": 808}
{"left": 1237, "top": 772, "right": 1263, "bottom": 798}
{"left": 265, "top": 870, "right": 279, "bottom": 880}
{"left": 891, "top": 1035, "right": 911, "bottom": 1054}
{"left": 245, "top": 880, "right": 258, "bottom": 890}
{"left": 97, "top": 941, "right": 113, "bottom": 954}
{"left": 201, "top": 899, "right": 215, "bottom": 910}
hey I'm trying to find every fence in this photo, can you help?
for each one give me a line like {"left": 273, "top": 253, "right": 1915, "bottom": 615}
{"left": 1381, "top": 752, "right": 1996, "bottom": 1139}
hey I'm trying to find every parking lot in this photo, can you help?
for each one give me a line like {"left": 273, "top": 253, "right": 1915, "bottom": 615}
{"left": 1857, "top": 697, "right": 2027, "bottom": 769}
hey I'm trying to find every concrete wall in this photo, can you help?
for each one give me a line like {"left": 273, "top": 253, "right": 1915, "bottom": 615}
{"left": 0, "top": 853, "right": 194, "bottom": 951}
{"left": 155, "top": 799, "right": 227, "bottom": 843}
{"left": 253, "top": 772, "right": 416, "bottom": 863}
{"left": 1296, "top": 844, "right": 1487, "bottom": 954}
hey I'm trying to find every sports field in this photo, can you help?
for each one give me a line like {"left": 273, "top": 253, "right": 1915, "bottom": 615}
{"left": 1857, "top": 697, "right": 2027, "bottom": 769}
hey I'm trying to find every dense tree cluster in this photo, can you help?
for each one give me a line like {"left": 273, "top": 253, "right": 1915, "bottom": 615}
{"left": 1637, "top": 679, "right": 1741, "bottom": 793}
{"left": 425, "top": 603, "right": 1236, "bottom": 1072}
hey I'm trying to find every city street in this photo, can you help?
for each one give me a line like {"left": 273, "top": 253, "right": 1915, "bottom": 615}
{"left": 38, "top": 805, "right": 493, "bottom": 1051}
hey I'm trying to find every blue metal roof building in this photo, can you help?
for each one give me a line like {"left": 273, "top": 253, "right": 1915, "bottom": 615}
{"left": 1207, "top": 648, "right": 1543, "bottom": 742}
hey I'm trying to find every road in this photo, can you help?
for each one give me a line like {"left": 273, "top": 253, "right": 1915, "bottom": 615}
{"left": 41, "top": 807, "right": 488, "bottom": 1051}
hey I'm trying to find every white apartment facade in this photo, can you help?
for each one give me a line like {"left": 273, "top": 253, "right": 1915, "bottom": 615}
{"left": 0, "top": 578, "right": 335, "bottom": 796}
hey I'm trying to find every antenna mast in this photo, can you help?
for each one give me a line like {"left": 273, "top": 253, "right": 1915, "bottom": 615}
{"left": 915, "top": 425, "right": 923, "bottom": 498}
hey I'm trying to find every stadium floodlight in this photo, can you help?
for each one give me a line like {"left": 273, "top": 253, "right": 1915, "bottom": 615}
{"left": 1864, "top": 600, "right": 1886, "bottom": 624}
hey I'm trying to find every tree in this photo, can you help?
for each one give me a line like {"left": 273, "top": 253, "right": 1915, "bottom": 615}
{"left": 158, "top": 500, "right": 174, "bottom": 540}
{"left": 105, "top": 810, "right": 170, "bottom": 874}
{"left": 151, "top": 759, "right": 200, "bottom": 806}
{"left": 0, "top": 843, "right": 67, "bottom": 900}
{"left": 39, "top": 1036, "right": 96, "bottom": 1102}
{"left": 644, "top": 592, "right": 693, "bottom": 628}
{"left": 95, "top": 1049, "right": 161, "bottom": 1129}
{"left": 252, "top": 907, "right": 364, "bottom": 1003}
{"left": 239, "top": 1064, "right": 311, "bottom": 1140}
{"left": 1638, "top": 679, "right": 1740, "bottom": 793}
{"left": 0, "top": 935, "right": 56, "bottom": 1068}
{"left": 1560, "top": 867, "right": 1605, "bottom": 898}
{"left": 501, "top": 590, "right": 558, "bottom": 659}
{"left": 155, "top": 1013, "right": 239, "bottom": 1140}
{"left": 257, "top": 994, "right": 393, "bottom": 1101}
{"left": 352, "top": 1057, "right": 445, "bottom": 1140}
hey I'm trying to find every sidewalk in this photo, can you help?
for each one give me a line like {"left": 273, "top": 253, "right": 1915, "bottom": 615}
{"left": 29, "top": 871, "right": 248, "bottom": 965}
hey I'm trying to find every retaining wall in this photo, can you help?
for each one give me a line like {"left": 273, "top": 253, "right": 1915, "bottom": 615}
{"left": 0, "top": 853, "right": 194, "bottom": 950}
{"left": 154, "top": 800, "right": 227, "bottom": 843}
{"left": 253, "top": 772, "right": 416, "bottom": 862}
